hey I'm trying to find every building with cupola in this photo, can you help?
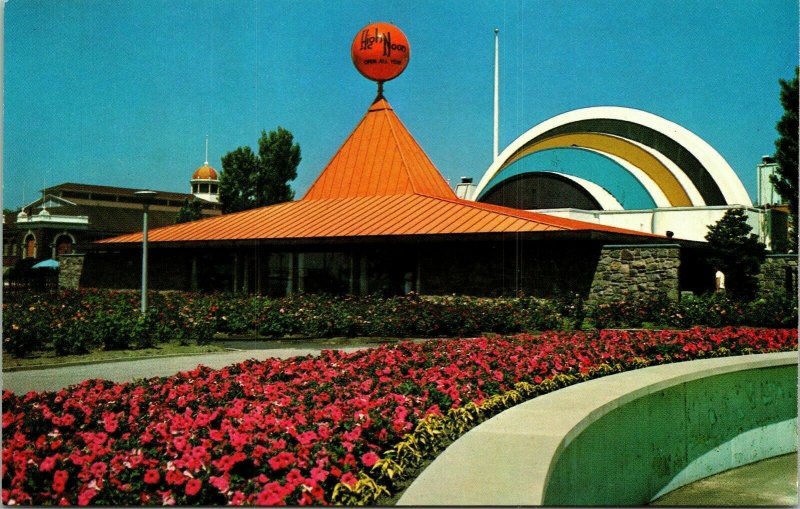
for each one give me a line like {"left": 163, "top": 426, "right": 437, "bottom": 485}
{"left": 28, "top": 23, "right": 797, "bottom": 299}
{"left": 190, "top": 154, "right": 221, "bottom": 203}
{"left": 3, "top": 162, "right": 222, "bottom": 274}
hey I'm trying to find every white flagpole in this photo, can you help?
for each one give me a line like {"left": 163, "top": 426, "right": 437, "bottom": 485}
{"left": 493, "top": 28, "right": 500, "bottom": 161}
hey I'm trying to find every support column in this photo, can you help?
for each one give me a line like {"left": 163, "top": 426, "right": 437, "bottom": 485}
{"left": 286, "top": 253, "right": 295, "bottom": 296}
{"left": 190, "top": 255, "right": 198, "bottom": 291}
{"left": 233, "top": 253, "right": 239, "bottom": 293}
{"left": 243, "top": 256, "right": 249, "bottom": 293}
{"left": 416, "top": 252, "right": 422, "bottom": 293}
{"left": 349, "top": 253, "right": 356, "bottom": 295}
{"left": 359, "top": 255, "right": 368, "bottom": 295}
{"left": 297, "top": 253, "right": 305, "bottom": 293}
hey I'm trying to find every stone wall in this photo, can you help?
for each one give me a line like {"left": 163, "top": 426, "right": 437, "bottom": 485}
{"left": 757, "top": 254, "right": 798, "bottom": 295}
{"left": 57, "top": 254, "right": 85, "bottom": 289}
{"left": 588, "top": 244, "right": 680, "bottom": 303}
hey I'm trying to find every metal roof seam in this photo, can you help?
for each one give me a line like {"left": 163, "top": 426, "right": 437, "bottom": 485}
{"left": 345, "top": 195, "right": 408, "bottom": 235}
{"left": 365, "top": 195, "right": 422, "bottom": 235}
{"left": 381, "top": 106, "right": 420, "bottom": 196}
{"left": 385, "top": 197, "right": 461, "bottom": 234}
{"left": 298, "top": 199, "right": 364, "bottom": 237}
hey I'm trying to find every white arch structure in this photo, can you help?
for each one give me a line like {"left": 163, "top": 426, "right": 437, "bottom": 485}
{"left": 474, "top": 106, "right": 752, "bottom": 208}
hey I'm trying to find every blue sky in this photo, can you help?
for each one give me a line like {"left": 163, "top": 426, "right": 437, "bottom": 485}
{"left": 4, "top": 0, "right": 798, "bottom": 210}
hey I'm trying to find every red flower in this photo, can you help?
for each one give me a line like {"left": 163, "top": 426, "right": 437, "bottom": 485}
{"left": 52, "top": 470, "right": 69, "bottom": 494}
{"left": 184, "top": 478, "right": 202, "bottom": 497}
{"left": 340, "top": 472, "right": 357, "bottom": 487}
{"left": 39, "top": 455, "right": 57, "bottom": 473}
{"left": 77, "top": 488, "right": 97, "bottom": 506}
{"left": 256, "top": 482, "right": 287, "bottom": 505}
{"left": 143, "top": 469, "right": 160, "bottom": 485}
{"left": 165, "top": 469, "right": 186, "bottom": 486}
{"left": 1, "top": 320, "right": 795, "bottom": 506}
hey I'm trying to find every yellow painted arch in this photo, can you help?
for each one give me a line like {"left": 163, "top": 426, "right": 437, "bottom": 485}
{"left": 498, "top": 132, "right": 693, "bottom": 207}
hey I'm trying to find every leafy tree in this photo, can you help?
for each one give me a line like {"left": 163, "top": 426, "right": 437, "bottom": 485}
{"left": 771, "top": 67, "right": 798, "bottom": 250}
{"left": 219, "top": 127, "right": 301, "bottom": 214}
{"left": 705, "top": 209, "right": 766, "bottom": 299}
{"left": 175, "top": 198, "right": 204, "bottom": 224}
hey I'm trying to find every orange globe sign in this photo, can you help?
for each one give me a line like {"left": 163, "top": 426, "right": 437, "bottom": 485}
{"left": 351, "top": 22, "right": 410, "bottom": 82}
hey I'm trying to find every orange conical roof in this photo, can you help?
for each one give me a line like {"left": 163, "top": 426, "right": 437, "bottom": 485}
{"left": 98, "top": 95, "right": 661, "bottom": 247}
{"left": 303, "top": 96, "right": 456, "bottom": 200}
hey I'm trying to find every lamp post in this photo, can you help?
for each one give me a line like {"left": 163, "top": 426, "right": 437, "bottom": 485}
{"left": 135, "top": 190, "right": 158, "bottom": 314}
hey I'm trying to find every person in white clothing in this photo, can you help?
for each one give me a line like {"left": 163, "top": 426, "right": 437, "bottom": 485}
{"left": 715, "top": 269, "right": 726, "bottom": 293}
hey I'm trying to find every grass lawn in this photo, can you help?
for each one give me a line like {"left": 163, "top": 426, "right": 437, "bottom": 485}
{"left": 2, "top": 341, "right": 227, "bottom": 370}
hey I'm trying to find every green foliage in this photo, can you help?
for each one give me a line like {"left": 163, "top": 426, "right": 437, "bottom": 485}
{"left": 587, "top": 292, "right": 797, "bottom": 330}
{"left": 705, "top": 209, "right": 766, "bottom": 298}
{"left": 219, "top": 146, "right": 258, "bottom": 213}
{"left": 258, "top": 127, "right": 301, "bottom": 204}
{"left": 4, "top": 290, "right": 796, "bottom": 358}
{"left": 175, "top": 198, "right": 204, "bottom": 224}
{"left": 219, "top": 127, "right": 301, "bottom": 214}
{"left": 587, "top": 293, "right": 675, "bottom": 329}
{"left": 772, "top": 68, "right": 798, "bottom": 220}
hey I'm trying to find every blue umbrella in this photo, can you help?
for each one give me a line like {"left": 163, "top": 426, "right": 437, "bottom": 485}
{"left": 31, "top": 259, "right": 60, "bottom": 269}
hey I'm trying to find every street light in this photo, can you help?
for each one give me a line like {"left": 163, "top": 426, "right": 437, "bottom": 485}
{"left": 135, "top": 190, "right": 158, "bottom": 314}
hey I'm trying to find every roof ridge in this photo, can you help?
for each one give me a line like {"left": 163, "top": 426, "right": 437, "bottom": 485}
{"left": 381, "top": 103, "right": 419, "bottom": 195}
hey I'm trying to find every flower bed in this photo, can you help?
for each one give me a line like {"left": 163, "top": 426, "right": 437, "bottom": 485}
{"left": 2, "top": 327, "right": 796, "bottom": 505}
{"left": 2, "top": 291, "right": 568, "bottom": 357}
{"left": 4, "top": 290, "right": 797, "bottom": 358}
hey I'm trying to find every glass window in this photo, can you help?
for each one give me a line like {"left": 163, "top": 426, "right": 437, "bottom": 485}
{"left": 24, "top": 236, "right": 36, "bottom": 259}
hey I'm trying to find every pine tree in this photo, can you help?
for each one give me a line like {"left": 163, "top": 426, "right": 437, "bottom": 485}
{"left": 705, "top": 209, "right": 767, "bottom": 298}
{"left": 771, "top": 68, "right": 798, "bottom": 250}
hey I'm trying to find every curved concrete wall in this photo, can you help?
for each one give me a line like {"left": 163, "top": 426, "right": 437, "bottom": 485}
{"left": 543, "top": 361, "right": 797, "bottom": 505}
{"left": 398, "top": 352, "right": 797, "bottom": 506}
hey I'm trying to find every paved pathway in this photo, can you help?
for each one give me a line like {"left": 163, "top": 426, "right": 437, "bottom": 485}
{"left": 1, "top": 345, "right": 367, "bottom": 394}
{"left": 651, "top": 453, "right": 797, "bottom": 506}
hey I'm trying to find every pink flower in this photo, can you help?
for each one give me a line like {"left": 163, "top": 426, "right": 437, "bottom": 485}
{"left": 361, "top": 452, "right": 379, "bottom": 468}
{"left": 310, "top": 467, "right": 328, "bottom": 483}
{"left": 89, "top": 462, "right": 107, "bottom": 479}
{"left": 209, "top": 475, "right": 229, "bottom": 493}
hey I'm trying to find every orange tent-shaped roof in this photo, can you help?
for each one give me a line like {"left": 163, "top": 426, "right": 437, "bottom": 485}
{"left": 100, "top": 96, "right": 657, "bottom": 245}
{"left": 304, "top": 98, "right": 456, "bottom": 200}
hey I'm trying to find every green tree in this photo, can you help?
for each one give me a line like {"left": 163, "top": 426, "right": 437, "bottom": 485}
{"left": 705, "top": 209, "right": 767, "bottom": 299}
{"left": 219, "top": 127, "right": 301, "bottom": 214}
{"left": 175, "top": 198, "right": 204, "bottom": 224}
{"left": 771, "top": 67, "right": 798, "bottom": 250}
